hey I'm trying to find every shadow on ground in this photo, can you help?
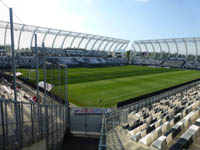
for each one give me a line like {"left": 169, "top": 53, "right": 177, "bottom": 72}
{"left": 62, "top": 134, "right": 99, "bottom": 150}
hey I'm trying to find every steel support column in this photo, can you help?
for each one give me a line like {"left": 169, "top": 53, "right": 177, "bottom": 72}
{"left": 97, "top": 39, "right": 107, "bottom": 51}
{"left": 117, "top": 42, "right": 126, "bottom": 51}
{"left": 183, "top": 38, "right": 188, "bottom": 60}
{"left": 165, "top": 40, "right": 170, "bottom": 58}
{"left": 52, "top": 30, "right": 62, "bottom": 48}
{"left": 142, "top": 42, "right": 148, "bottom": 52}
{"left": 149, "top": 41, "right": 155, "bottom": 58}
{"left": 108, "top": 42, "right": 117, "bottom": 52}
{"left": 91, "top": 38, "right": 101, "bottom": 50}
{"left": 70, "top": 33, "right": 81, "bottom": 48}
{"left": 142, "top": 42, "right": 149, "bottom": 58}
{"left": 4, "top": 22, "right": 9, "bottom": 48}
{"left": 102, "top": 40, "right": 112, "bottom": 51}
{"left": 10, "top": 8, "right": 20, "bottom": 148}
{"left": 61, "top": 32, "right": 71, "bottom": 49}
{"left": 85, "top": 36, "right": 96, "bottom": 50}
{"left": 30, "top": 27, "right": 39, "bottom": 48}
{"left": 157, "top": 40, "right": 163, "bottom": 59}
{"left": 173, "top": 39, "right": 179, "bottom": 57}
{"left": 132, "top": 42, "right": 137, "bottom": 57}
{"left": 17, "top": 24, "right": 25, "bottom": 50}
{"left": 42, "top": 29, "right": 51, "bottom": 43}
{"left": 135, "top": 42, "right": 142, "bottom": 52}
{"left": 35, "top": 34, "right": 39, "bottom": 103}
{"left": 113, "top": 42, "right": 122, "bottom": 52}
{"left": 78, "top": 35, "right": 89, "bottom": 48}
{"left": 193, "top": 38, "right": 198, "bottom": 60}
{"left": 122, "top": 43, "right": 129, "bottom": 52}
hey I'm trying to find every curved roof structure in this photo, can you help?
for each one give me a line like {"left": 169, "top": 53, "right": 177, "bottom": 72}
{"left": 0, "top": 21, "right": 130, "bottom": 52}
{"left": 132, "top": 37, "right": 200, "bottom": 58}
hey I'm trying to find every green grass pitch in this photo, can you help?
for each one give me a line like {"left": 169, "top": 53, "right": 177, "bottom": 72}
{"left": 18, "top": 65, "right": 200, "bottom": 107}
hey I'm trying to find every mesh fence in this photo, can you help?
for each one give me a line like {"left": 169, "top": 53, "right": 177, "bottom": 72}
{"left": 0, "top": 98, "right": 68, "bottom": 150}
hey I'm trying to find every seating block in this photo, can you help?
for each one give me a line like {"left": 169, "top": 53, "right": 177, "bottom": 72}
{"left": 166, "top": 133, "right": 172, "bottom": 145}
{"left": 155, "top": 119, "right": 161, "bottom": 128}
{"left": 139, "top": 134, "right": 152, "bottom": 146}
{"left": 180, "top": 132, "right": 193, "bottom": 149}
{"left": 162, "top": 122, "right": 169, "bottom": 134}
{"left": 170, "top": 119, "right": 174, "bottom": 127}
{"left": 131, "top": 132, "right": 141, "bottom": 142}
{"left": 142, "top": 123, "right": 147, "bottom": 130}
{"left": 152, "top": 136, "right": 166, "bottom": 150}
{"left": 151, "top": 130, "right": 158, "bottom": 141}
{"left": 156, "top": 126, "right": 162, "bottom": 137}
{"left": 141, "top": 129, "right": 147, "bottom": 137}
{"left": 188, "top": 125, "right": 199, "bottom": 139}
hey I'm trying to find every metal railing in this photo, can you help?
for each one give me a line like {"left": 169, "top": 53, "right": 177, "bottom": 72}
{"left": 106, "top": 80, "right": 200, "bottom": 117}
{"left": 98, "top": 111, "right": 122, "bottom": 150}
{"left": 0, "top": 98, "right": 68, "bottom": 150}
{"left": 98, "top": 113, "right": 106, "bottom": 150}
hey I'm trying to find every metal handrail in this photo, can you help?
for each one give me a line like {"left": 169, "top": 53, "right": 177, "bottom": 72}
{"left": 98, "top": 113, "right": 107, "bottom": 150}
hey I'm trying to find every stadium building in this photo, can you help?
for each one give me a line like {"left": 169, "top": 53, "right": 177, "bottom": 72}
{"left": 1, "top": 19, "right": 200, "bottom": 150}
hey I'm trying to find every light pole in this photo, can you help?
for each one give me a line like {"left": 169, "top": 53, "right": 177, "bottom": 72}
{"left": 9, "top": 7, "right": 21, "bottom": 148}
{"left": 35, "top": 34, "right": 39, "bottom": 103}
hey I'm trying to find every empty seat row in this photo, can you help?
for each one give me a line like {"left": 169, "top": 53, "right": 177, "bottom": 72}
{"left": 130, "top": 99, "right": 198, "bottom": 147}
{"left": 151, "top": 107, "right": 200, "bottom": 149}
{"left": 170, "top": 118, "right": 200, "bottom": 150}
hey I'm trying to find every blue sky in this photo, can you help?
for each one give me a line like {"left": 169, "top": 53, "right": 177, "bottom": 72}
{"left": 1, "top": 0, "right": 200, "bottom": 41}
{"left": 61, "top": 0, "right": 200, "bottom": 40}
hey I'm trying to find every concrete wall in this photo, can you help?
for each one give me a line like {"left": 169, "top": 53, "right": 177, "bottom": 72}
{"left": 22, "top": 139, "right": 46, "bottom": 150}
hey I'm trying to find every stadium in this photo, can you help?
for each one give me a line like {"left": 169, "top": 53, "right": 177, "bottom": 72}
{"left": 1, "top": 1, "right": 200, "bottom": 150}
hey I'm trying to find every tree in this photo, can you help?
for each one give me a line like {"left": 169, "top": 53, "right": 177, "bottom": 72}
{"left": 126, "top": 50, "right": 131, "bottom": 62}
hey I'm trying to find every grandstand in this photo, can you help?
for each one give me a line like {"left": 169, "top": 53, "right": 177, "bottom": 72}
{"left": 0, "top": 52, "right": 129, "bottom": 68}
{"left": 131, "top": 37, "right": 200, "bottom": 69}
{"left": 0, "top": 20, "right": 129, "bottom": 69}
{"left": 105, "top": 83, "right": 200, "bottom": 150}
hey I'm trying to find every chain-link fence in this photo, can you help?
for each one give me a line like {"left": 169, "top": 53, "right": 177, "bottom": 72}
{"left": 0, "top": 98, "right": 68, "bottom": 150}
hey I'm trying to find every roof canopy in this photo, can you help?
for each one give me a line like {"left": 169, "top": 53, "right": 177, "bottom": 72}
{"left": 0, "top": 21, "right": 129, "bottom": 52}
{"left": 132, "top": 37, "right": 200, "bottom": 58}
